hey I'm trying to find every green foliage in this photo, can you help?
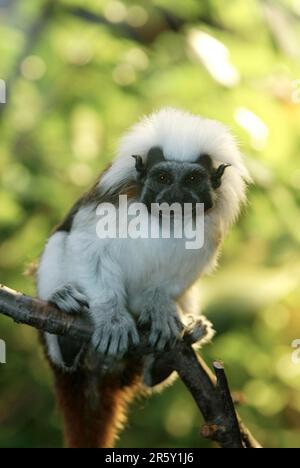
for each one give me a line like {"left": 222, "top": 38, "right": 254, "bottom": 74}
{"left": 1, "top": 0, "right": 300, "bottom": 448}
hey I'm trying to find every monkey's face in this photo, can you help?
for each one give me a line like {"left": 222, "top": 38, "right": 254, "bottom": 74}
{"left": 140, "top": 162, "right": 215, "bottom": 213}
{"left": 133, "top": 147, "right": 229, "bottom": 214}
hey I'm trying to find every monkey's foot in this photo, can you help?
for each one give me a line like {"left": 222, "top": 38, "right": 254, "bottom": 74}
{"left": 92, "top": 312, "right": 139, "bottom": 357}
{"left": 49, "top": 284, "right": 89, "bottom": 314}
{"left": 138, "top": 304, "right": 184, "bottom": 351}
{"left": 183, "top": 315, "right": 215, "bottom": 346}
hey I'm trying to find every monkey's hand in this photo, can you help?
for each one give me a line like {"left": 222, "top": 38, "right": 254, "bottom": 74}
{"left": 49, "top": 284, "right": 89, "bottom": 314}
{"left": 91, "top": 306, "right": 139, "bottom": 357}
{"left": 138, "top": 296, "right": 183, "bottom": 351}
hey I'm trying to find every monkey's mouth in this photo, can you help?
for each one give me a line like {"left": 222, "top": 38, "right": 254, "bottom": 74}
{"left": 152, "top": 189, "right": 214, "bottom": 213}
{"left": 146, "top": 200, "right": 214, "bottom": 218}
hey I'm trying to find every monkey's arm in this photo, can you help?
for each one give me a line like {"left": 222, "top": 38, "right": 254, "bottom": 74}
{"left": 38, "top": 215, "right": 140, "bottom": 365}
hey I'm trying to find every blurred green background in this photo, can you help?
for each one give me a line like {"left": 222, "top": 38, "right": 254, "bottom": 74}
{"left": 1, "top": 0, "right": 300, "bottom": 448}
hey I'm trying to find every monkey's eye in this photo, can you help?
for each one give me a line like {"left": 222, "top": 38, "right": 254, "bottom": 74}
{"left": 186, "top": 173, "right": 200, "bottom": 184}
{"left": 157, "top": 173, "right": 170, "bottom": 184}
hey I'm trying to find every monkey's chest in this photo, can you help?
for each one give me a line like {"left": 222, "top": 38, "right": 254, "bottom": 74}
{"left": 117, "top": 235, "right": 213, "bottom": 297}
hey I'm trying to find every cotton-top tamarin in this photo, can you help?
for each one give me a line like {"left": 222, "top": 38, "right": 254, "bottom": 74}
{"left": 37, "top": 108, "right": 250, "bottom": 448}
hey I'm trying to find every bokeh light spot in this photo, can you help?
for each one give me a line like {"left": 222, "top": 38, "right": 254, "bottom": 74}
{"left": 21, "top": 56, "right": 46, "bottom": 81}
{"left": 127, "top": 5, "right": 148, "bottom": 28}
{"left": 113, "top": 63, "right": 136, "bottom": 85}
{"left": 104, "top": 1, "right": 127, "bottom": 23}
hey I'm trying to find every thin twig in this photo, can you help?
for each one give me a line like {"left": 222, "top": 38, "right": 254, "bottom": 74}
{"left": 213, "top": 361, "right": 244, "bottom": 448}
{"left": 167, "top": 346, "right": 258, "bottom": 448}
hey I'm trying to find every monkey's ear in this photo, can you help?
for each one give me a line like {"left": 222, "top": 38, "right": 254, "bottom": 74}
{"left": 196, "top": 154, "right": 214, "bottom": 172}
{"left": 211, "top": 164, "right": 231, "bottom": 189}
{"left": 132, "top": 147, "right": 165, "bottom": 180}
{"left": 132, "top": 155, "right": 146, "bottom": 178}
{"left": 146, "top": 147, "right": 165, "bottom": 170}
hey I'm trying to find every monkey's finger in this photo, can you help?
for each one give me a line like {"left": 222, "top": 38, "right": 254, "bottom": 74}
{"left": 129, "top": 326, "right": 140, "bottom": 347}
{"left": 50, "top": 284, "right": 89, "bottom": 314}
{"left": 148, "top": 329, "right": 160, "bottom": 347}
{"left": 156, "top": 333, "right": 169, "bottom": 351}
{"left": 138, "top": 312, "right": 151, "bottom": 326}
{"left": 169, "top": 317, "right": 183, "bottom": 338}
{"left": 118, "top": 331, "right": 129, "bottom": 355}
{"left": 97, "top": 330, "right": 111, "bottom": 354}
{"left": 107, "top": 332, "right": 122, "bottom": 356}
{"left": 71, "top": 290, "right": 89, "bottom": 309}
{"left": 91, "top": 328, "right": 102, "bottom": 349}
{"left": 149, "top": 325, "right": 168, "bottom": 348}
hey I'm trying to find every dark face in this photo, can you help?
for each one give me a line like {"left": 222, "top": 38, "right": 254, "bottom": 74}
{"left": 133, "top": 147, "right": 230, "bottom": 214}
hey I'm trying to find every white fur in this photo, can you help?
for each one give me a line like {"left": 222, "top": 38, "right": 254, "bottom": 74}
{"left": 37, "top": 108, "right": 250, "bottom": 369}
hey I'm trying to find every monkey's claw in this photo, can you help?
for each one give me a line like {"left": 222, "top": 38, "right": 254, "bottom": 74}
{"left": 92, "top": 313, "right": 139, "bottom": 357}
{"left": 139, "top": 305, "right": 184, "bottom": 351}
{"left": 49, "top": 284, "right": 89, "bottom": 314}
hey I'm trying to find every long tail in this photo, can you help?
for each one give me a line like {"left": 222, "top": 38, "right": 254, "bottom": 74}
{"left": 51, "top": 362, "right": 141, "bottom": 448}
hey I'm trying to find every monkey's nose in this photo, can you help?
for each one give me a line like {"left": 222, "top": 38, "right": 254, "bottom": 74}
{"left": 156, "top": 187, "right": 184, "bottom": 205}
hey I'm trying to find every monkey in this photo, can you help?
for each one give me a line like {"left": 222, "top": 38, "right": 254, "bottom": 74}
{"left": 37, "top": 107, "right": 251, "bottom": 448}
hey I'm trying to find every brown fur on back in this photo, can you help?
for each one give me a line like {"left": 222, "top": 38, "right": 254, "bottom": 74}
{"left": 55, "top": 163, "right": 139, "bottom": 234}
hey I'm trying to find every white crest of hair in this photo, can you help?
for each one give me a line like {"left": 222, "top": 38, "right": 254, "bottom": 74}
{"left": 100, "top": 107, "right": 251, "bottom": 230}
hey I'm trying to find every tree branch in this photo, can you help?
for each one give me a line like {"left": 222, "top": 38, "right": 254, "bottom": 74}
{"left": 0, "top": 284, "right": 262, "bottom": 448}
{"left": 59, "top": 4, "right": 232, "bottom": 46}
{"left": 0, "top": 285, "right": 92, "bottom": 342}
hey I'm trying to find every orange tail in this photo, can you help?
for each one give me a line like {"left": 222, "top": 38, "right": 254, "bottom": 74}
{"left": 52, "top": 363, "right": 141, "bottom": 448}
